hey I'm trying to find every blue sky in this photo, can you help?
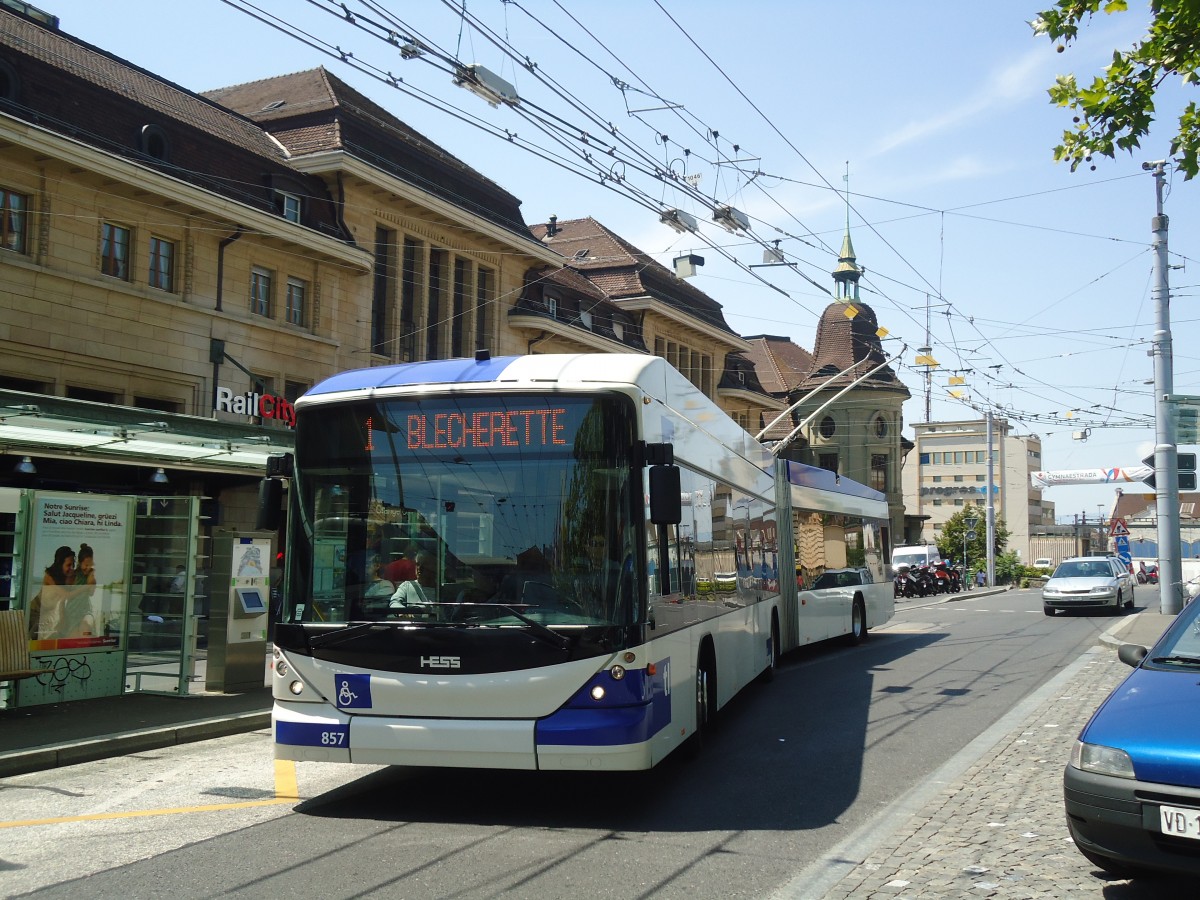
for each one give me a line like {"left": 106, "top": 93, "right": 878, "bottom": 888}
{"left": 46, "top": 0, "right": 1198, "bottom": 526}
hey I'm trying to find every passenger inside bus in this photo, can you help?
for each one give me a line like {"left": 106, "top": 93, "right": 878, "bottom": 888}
{"left": 389, "top": 552, "right": 438, "bottom": 614}
{"left": 363, "top": 556, "right": 395, "bottom": 599}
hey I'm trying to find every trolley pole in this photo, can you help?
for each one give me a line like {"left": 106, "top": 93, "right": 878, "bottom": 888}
{"left": 1147, "top": 161, "right": 1183, "bottom": 615}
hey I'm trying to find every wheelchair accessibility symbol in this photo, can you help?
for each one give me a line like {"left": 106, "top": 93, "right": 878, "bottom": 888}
{"left": 334, "top": 673, "right": 372, "bottom": 709}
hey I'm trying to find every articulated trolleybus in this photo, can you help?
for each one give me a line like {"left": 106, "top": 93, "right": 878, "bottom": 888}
{"left": 261, "top": 353, "right": 892, "bottom": 771}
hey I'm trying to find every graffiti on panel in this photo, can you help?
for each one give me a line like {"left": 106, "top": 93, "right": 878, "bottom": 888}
{"left": 29, "top": 654, "right": 93, "bottom": 694}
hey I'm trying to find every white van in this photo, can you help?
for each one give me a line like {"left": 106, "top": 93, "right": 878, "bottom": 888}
{"left": 891, "top": 545, "right": 942, "bottom": 572}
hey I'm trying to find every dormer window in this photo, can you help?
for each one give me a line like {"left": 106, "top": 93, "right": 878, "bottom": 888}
{"left": 277, "top": 190, "right": 301, "bottom": 223}
{"left": 545, "top": 293, "right": 558, "bottom": 319}
{"left": 0, "top": 59, "right": 19, "bottom": 104}
{"left": 139, "top": 124, "right": 170, "bottom": 161}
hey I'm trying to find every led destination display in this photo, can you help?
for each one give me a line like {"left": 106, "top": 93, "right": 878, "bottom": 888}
{"left": 404, "top": 407, "right": 570, "bottom": 451}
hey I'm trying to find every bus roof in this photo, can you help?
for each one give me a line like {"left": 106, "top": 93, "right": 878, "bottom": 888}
{"left": 301, "top": 353, "right": 886, "bottom": 514}
{"left": 303, "top": 354, "right": 669, "bottom": 399}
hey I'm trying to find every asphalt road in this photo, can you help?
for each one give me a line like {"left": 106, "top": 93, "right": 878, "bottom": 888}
{"left": 2, "top": 588, "right": 1120, "bottom": 899}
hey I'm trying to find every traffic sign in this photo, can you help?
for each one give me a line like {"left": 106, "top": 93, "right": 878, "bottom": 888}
{"left": 1115, "top": 534, "right": 1131, "bottom": 566}
{"left": 1168, "top": 394, "right": 1200, "bottom": 443}
{"left": 1140, "top": 451, "right": 1197, "bottom": 491}
{"left": 1109, "top": 518, "right": 1129, "bottom": 536}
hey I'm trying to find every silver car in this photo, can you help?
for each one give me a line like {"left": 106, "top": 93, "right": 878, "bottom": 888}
{"left": 1042, "top": 556, "right": 1134, "bottom": 616}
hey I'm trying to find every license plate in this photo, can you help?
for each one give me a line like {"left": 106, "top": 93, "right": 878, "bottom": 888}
{"left": 1159, "top": 805, "right": 1200, "bottom": 840}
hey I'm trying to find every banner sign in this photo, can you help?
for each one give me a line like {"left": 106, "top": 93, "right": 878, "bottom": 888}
{"left": 27, "top": 493, "right": 133, "bottom": 652}
{"left": 1031, "top": 466, "right": 1152, "bottom": 489}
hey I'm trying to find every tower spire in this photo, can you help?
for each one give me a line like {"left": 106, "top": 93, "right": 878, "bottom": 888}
{"left": 832, "top": 162, "right": 860, "bottom": 301}
{"left": 844, "top": 161, "right": 851, "bottom": 233}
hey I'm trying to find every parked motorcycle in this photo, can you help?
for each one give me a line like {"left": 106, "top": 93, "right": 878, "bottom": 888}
{"left": 894, "top": 565, "right": 918, "bottom": 598}
{"left": 946, "top": 564, "right": 964, "bottom": 593}
{"left": 912, "top": 563, "right": 936, "bottom": 597}
{"left": 933, "top": 562, "right": 954, "bottom": 594}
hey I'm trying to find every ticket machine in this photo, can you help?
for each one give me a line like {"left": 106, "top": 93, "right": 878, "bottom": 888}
{"left": 207, "top": 529, "right": 272, "bottom": 693}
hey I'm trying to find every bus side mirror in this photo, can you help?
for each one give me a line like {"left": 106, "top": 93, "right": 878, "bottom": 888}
{"left": 257, "top": 478, "right": 283, "bottom": 531}
{"left": 649, "top": 465, "right": 682, "bottom": 524}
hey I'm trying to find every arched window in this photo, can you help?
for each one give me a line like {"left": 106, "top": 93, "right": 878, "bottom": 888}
{"left": 139, "top": 124, "right": 170, "bottom": 161}
{"left": 0, "top": 59, "right": 18, "bottom": 104}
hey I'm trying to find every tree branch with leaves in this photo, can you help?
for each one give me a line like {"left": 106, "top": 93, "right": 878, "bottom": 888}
{"left": 936, "top": 507, "right": 1009, "bottom": 569}
{"left": 1033, "top": 0, "right": 1200, "bottom": 178}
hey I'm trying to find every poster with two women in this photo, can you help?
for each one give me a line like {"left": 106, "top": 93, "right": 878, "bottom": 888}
{"left": 26, "top": 493, "right": 133, "bottom": 651}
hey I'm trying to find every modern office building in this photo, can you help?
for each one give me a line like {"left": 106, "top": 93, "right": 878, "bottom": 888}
{"left": 901, "top": 418, "right": 1055, "bottom": 561}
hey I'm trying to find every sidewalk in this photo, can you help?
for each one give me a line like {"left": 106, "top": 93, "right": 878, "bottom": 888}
{"left": 784, "top": 606, "right": 1179, "bottom": 899}
{"left": 0, "top": 654, "right": 273, "bottom": 778}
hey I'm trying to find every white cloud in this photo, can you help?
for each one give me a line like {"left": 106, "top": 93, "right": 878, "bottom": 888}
{"left": 870, "top": 47, "right": 1051, "bottom": 157}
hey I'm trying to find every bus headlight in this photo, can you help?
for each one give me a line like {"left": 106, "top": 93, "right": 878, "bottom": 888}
{"left": 609, "top": 665, "right": 626, "bottom": 680}
{"left": 275, "top": 658, "right": 289, "bottom": 678}
{"left": 590, "top": 685, "right": 606, "bottom": 701}
{"left": 289, "top": 680, "right": 305, "bottom": 696}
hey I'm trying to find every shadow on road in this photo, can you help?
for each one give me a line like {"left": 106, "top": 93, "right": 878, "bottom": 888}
{"left": 294, "top": 631, "right": 944, "bottom": 834}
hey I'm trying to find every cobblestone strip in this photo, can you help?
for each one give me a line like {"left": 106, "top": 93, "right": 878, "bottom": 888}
{"left": 820, "top": 652, "right": 1130, "bottom": 899}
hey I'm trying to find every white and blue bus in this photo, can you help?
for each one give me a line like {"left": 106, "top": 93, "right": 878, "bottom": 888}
{"left": 262, "top": 353, "right": 892, "bottom": 771}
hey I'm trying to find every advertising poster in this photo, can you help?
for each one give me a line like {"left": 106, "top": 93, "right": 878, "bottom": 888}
{"left": 26, "top": 493, "right": 133, "bottom": 652}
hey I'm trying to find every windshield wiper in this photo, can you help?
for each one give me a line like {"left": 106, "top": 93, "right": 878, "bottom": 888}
{"left": 308, "top": 621, "right": 407, "bottom": 649}
{"left": 1151, "top": 654, "right": 1200, "bottom": 666}
{"left": 455, "top": 602, "right": 571, "bottom": 650}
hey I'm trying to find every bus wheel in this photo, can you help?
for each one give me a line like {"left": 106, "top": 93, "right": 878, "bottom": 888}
{"left": 843, "top": 596, "right": 867, "bottom": 646}
{"left": 684, "top": 666, "right": 708, "bottom": 757}
{"left": 759, "top": 615, "right": 780, "bottom": 683}
{"left": 685, "top": 648, "right": 715, "bottom": 757}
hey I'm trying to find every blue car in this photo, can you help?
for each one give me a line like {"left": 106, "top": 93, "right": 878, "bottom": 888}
{"left": 1064, "top": 599, "right": 1200, "bottom": 878}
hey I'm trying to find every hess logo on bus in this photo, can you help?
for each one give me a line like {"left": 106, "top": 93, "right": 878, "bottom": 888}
{"left": 421, "top": 656, "right": 461, "bottom": 669}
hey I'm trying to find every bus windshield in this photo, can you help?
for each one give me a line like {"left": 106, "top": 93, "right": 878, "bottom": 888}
{"left": 283, "top": 392, "right": 640, "bottom": 629}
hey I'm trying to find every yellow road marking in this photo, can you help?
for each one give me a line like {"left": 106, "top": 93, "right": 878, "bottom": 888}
{"left": 275, "top": 758, "right": 299, "bottom": 800}
{"left": 0, "top": 760, "right": 301, "bottom": 830}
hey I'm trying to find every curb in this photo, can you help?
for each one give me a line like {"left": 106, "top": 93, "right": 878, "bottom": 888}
{"left": 895, "top": 585, "right": 1008, "bottom": 610}
{"left": 0, "top": 710, "right": 271, "bottom": 778}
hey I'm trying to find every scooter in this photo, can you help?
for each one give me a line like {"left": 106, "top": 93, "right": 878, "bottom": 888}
{"left": 933, "top": 562, "right": 954, "bottom": 594}
{"left": 947, "top": 564, "right": 964, "bottom": 593}
{"left": 894, "top": 565, "right": 918, "bottom": 598}
{"left": 912, "top": 563, "right": 936, "bottom": 597}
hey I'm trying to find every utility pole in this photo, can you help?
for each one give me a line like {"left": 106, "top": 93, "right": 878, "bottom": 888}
{"left": 986, "top": 410, "right": 996, "bottom": 587}
{"left": 1146, "top": 161, "right": 1183, "bottom": 614}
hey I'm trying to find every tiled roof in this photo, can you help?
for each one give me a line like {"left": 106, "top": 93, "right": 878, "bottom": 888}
{"left": 531, "top": 217, "right": 736, "bottom": 335}
{"left": 204, "top": 67, "right": 520, "bottom": 206}
{"left": 0, "top": 10, "right": 290, "bottom": 162}
{"left": 1113, "top": 492, "right": 1200, "bottom": 522}
{"left": 743, "top": 335, "right": 814, "bottom": 395}
{"left": 537, "top": 265, "right": 609, "bottom": 302}
{"left": 793, "top": 301, "right": 907, "bottom": 394}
